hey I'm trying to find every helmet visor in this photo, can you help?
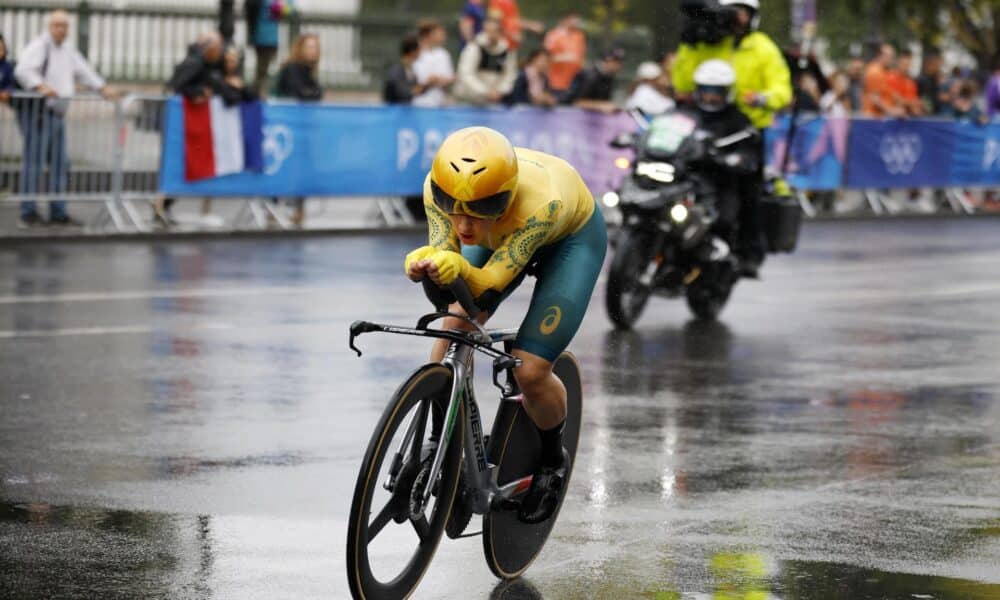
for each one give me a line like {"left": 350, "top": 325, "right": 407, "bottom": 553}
{"left": 695, "top": 85, "right": 730, "bottom": 112}
{"left": 431, "top": 181, "right": 512, "bottom": 219}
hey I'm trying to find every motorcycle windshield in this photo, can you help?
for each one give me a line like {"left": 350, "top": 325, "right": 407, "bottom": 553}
{"left": 643, "top": 112, "right": 698, "bottom": 158}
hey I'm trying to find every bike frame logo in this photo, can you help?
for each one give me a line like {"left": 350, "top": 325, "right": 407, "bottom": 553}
{"left": 263, "top": 125, "right": 294, "bottom": 175}
{"left": 879, "top": 133, "right": 922, "bottom": 175}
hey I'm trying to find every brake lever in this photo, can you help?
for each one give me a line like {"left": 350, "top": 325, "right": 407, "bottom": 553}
{"left": 492, "top": 354, "right": 522, "bottom": 392}
{"left": 349, "top": 320, "right": 380, "bottom": 357}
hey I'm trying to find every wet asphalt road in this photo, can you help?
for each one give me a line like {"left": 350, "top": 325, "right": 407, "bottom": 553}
{"left": 1, "top": 218, "right": 999, "bottom": 600}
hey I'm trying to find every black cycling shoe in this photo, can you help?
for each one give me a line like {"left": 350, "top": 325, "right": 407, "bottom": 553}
{"left": 517, "top": 448, "right": 570, "bottom": 525}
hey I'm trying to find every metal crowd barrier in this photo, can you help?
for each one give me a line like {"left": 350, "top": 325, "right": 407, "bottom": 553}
{"left": 0, "top": 91, "right": 141, "bottom": 230}
{"left": 1, "top": 92, "right": 995, "bottom": 234}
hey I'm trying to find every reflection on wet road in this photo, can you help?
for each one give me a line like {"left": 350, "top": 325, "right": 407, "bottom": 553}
{"left": 1, "top": 219, "right": 999, "bottom": 599}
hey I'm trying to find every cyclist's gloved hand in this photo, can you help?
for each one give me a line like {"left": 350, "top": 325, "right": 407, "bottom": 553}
{"left": 427, "top": 250, "right": 469, "bottom": 286}
{"left": 404, "top": 246, "right": 437, "bottom": 280}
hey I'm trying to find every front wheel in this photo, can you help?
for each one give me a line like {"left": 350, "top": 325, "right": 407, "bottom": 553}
{"left": 346, "top": 364, "right": 463, "bottom": 600}
{"left": 606, "top": 229, "right": 655, "bottom": 330}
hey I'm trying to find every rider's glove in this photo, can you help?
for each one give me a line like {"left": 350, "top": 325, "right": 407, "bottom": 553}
{"left": 427, "top": 250, "right": 469, "bottom": 285}
{"left": 404, "top": 245, "right": 437, "bottom": 275}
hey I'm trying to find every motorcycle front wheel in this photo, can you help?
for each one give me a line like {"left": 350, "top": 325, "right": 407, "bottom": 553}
{"left": 606, "top": 229, "right": 655, "bottom": 330}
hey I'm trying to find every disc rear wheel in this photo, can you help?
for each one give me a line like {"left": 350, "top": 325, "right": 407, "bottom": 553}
{"left": 482, "top": 352, "right": 583, "bottom": 580}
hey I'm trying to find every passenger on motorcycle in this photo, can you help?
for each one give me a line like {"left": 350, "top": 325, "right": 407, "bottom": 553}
{"left": 671, "top": 0, "right": 791, "bottom": 277}
{"left": 689, "top": 59, "right": 759, "bottom": 255}
{"left": 404, "top": 127, "right": 607, "bottom": 524}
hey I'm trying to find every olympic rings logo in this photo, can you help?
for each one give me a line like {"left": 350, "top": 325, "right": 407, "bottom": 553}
{"left": 878, "top": 134, "right": 922, "bottom": 175}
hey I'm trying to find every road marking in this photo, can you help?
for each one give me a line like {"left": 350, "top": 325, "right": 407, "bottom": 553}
{"left": 0, "top": 285, "right": 342, "bottom": 305}
{"left": 0, "top": 322, "right": 235, "bottom": 339}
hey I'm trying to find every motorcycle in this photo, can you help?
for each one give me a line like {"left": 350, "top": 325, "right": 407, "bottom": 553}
{"left": 603, "top": 109, "right": 790, "bottom": 328}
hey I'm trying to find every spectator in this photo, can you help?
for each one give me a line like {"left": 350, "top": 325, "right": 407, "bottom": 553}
{"left": 13, "top": 9, "right": 117, "bottom": 228}
{"left": 888, "top": 49, "right": 922, "bottom": 116}
{"left": 489, "top": 0, "right": 543, "bottom": 51}
{"left": 845, "top": 56, "right": 865, "bottom": 113}
{"left": 917, "top": 50, "right": 948, "bottom": 115}
{"left": 862, "top": 43, "right": 904, "bottom": 117}
{"left": 412, "top": 20, "right": 455, "bottom": 108}
{"left": 166, "top": 31, "right": 224, "bottom": 103}
{"left": 460, "top": 0, "right": 487, "bottom": 48}
{"left": 544, "top": 12, "right": 586, "bottom": 94}
{"left": 275, "top": 33, "right": 322, "bottom": 101}
{"left": 505, "top": 49, "right": 556, "bottom": 107}
{"left": 984, "top": 54, "right": 1000, "bottom": 119}
{"left": 158, "top": 31, "right": 223, "bottom": 225}
{"left": 384, "top": 35, "right": 427, "bottom": 222}
{"left": 454, "top": 17, "right": 517, "bottom": 105}
{"left": 794, "top": 72, "right": 822, "bottom": 112}
{"left": 946, "top": 79, "right": 986, "bottom": 123}
{"left": 785, "top": 45, "right": 829, "bottom": 113}
{"left": 624, "top": 61, "right": 675, "bottom": 116}
{"left": 244, "top": 0, "right": 294, "bottom": 94}
{"left": 383, "top": 35, "right": 425, "bottom": 105}
{"left": 820, "top": 70, "right": 852, "bottom": 117}
{"left": 560, "top": 47, "right": 625, "bottom": 114}
{"left": 0, "top": 34, "right": 14, "bottom": 105}
{"left": 275, "top": 33, "right": 322, "bottom": 228}
{"left": 219, "top": 45, "right": 256, "bottom": 105}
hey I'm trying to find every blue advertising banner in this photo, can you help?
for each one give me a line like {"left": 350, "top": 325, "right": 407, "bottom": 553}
{"left": 161, "top": 98, "right": 1000, "bottom": 196}
{"left": 844, "top": 119, "right": 956, "bottom": 188}
{"left": 160, "top": 97, "right": 635, "bottom": 197}
{"left": 948, "top": 121, "right": 1000, "bottom": 185}
{"left": 765, "top": 115, "right": 847, "bottom": 190}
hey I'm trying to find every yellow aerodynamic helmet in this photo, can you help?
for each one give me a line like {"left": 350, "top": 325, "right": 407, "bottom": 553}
{"left": 430, "top": 126, "right": 518, "bottom": 219}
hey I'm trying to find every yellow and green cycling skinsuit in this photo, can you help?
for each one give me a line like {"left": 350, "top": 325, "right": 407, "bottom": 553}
{"left": 671, "top": 31, "right": 792, "bottom": 129}
{"left": 419, "top": 147, "right": 607, "bottom": 362}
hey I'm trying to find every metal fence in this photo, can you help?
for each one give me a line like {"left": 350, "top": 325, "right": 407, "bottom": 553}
{"left": 1, "top": 92, "right": 165, "bottom": 231}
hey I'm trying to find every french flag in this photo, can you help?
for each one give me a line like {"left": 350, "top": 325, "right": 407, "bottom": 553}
{"left": 183, "top": 96, "right": 264, "bottom": 181}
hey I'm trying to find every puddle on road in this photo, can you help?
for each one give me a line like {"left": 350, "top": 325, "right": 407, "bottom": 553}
{"left": 2, "top": 500, "right": 998, "bottom": 599}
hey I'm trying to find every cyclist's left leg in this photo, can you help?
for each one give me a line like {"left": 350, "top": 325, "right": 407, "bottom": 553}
{"left": 513, "top": 207, "right": 607, "bottom": 522}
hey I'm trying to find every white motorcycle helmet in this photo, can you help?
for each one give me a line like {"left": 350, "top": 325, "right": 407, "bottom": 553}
{"left": 719, "top": 0, "right": 761, "bottom": 30}
{"left": 693, "top": 59, "right": 736, "bottom": 112}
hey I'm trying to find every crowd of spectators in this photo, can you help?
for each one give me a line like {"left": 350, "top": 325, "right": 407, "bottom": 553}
{"left": 8, "top": 3, "right": 1000, "bottom": 228}
{"left": 786, "top": 41, "right": 994, "bottom": 123}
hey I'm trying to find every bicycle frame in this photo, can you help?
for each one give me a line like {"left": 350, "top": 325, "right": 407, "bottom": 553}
{"left": 349, "top": 313, "right": 533, "bottom": 518}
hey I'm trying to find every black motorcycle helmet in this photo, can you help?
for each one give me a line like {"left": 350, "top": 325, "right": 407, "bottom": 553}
{"left": 680, "top": 0, "right": 735, "bottom": 45}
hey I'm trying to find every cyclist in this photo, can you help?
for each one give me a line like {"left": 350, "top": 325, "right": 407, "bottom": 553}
{"left": 672, "top": 0, "right": 791, "bottom": 277}
{"left": 405, "top": 126, "right": 606, "bottom": 524}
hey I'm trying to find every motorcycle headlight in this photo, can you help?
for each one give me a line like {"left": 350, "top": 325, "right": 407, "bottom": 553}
{"left": 635, "top": 161, "right": 676, "bottom": 183}
{"left": 602, "top": 191, "right": 620, "bottom": 208}
{"left": 670, "top": 203, "right": 689, "bottom": 223}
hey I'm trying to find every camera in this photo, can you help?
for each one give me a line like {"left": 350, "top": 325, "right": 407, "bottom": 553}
{"left": 680, "top": 0, "right": 734, "bottom": 45}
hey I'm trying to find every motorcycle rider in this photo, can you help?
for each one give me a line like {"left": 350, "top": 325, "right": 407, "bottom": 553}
{"left": 688, "top": 60, "right": 759, "bottom": 255}
{"left": 671, "top": 0, "right": 791, "bottom": 277}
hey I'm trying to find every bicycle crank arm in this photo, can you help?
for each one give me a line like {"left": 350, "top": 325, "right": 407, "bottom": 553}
{"left": 490, "top": 475, "right": 533, "bottom": 511}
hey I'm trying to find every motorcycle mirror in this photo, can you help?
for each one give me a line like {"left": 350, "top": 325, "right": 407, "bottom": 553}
{"left": 610, "top": 133, "right": 636, "bottom": 149}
